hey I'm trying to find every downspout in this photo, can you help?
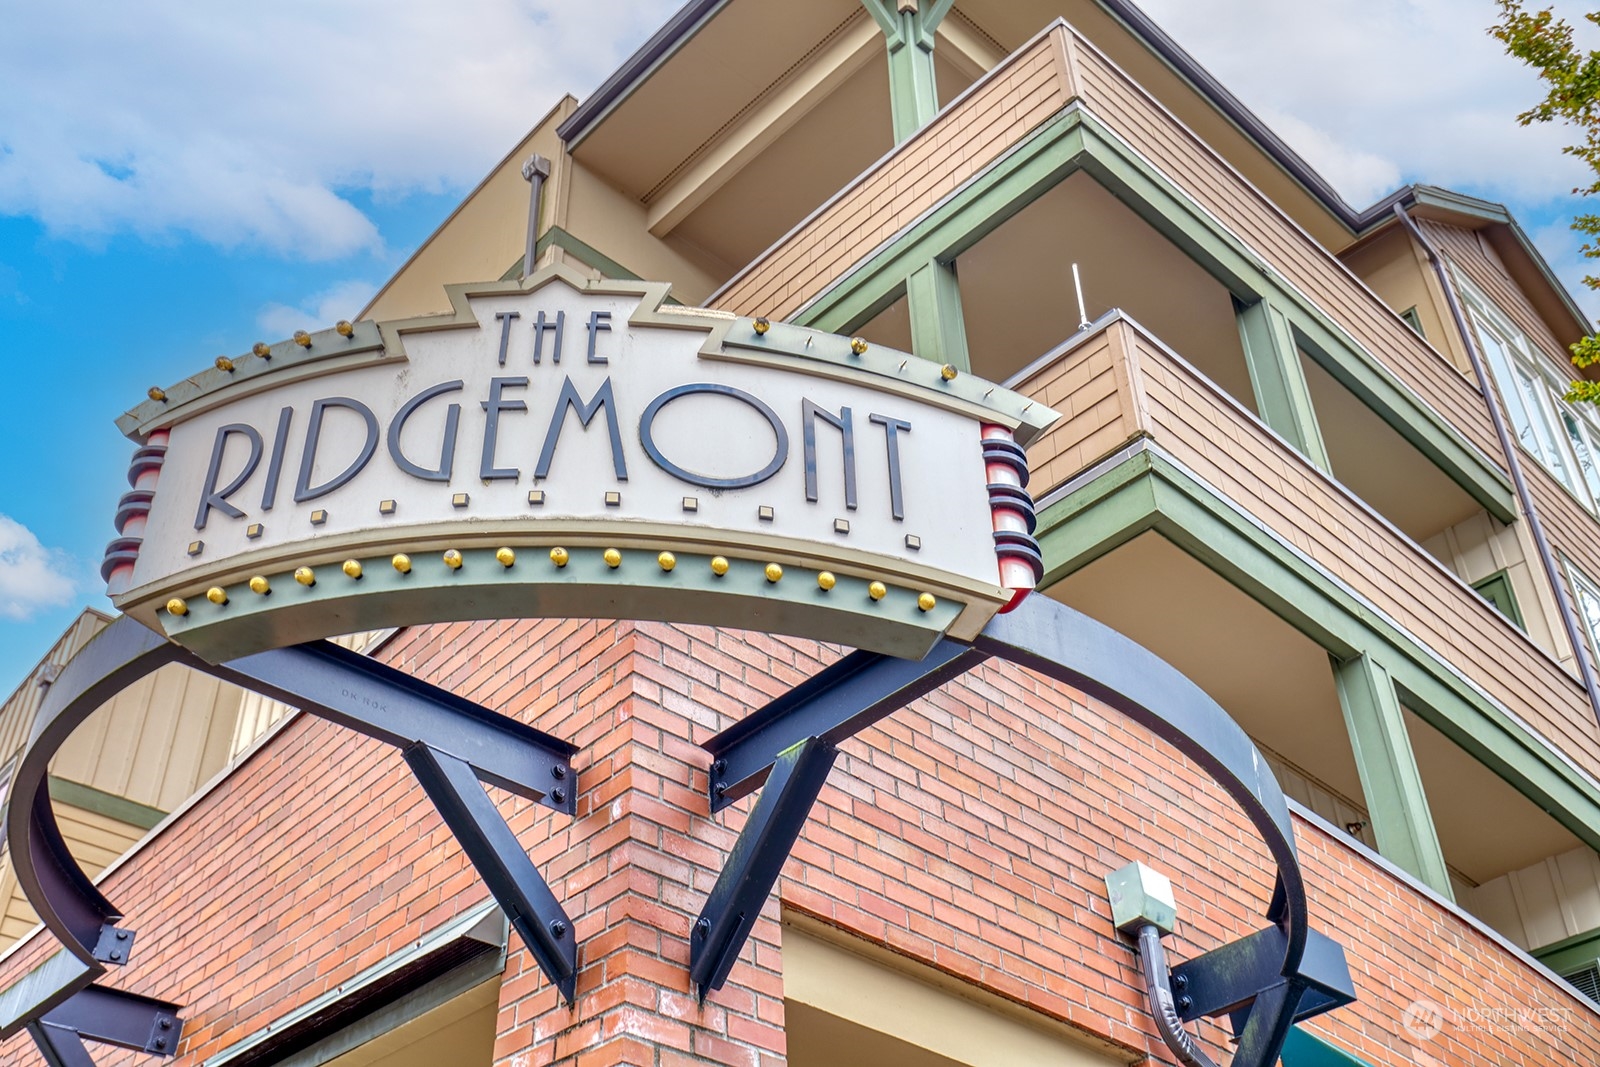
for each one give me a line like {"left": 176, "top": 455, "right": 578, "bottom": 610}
{"left": 1395, "top": 203, "right": 1600, "bottom": 728}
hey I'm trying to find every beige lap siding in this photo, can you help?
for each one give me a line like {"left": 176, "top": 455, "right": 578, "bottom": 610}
{"left": 1070, "top": 39, "right": 1503, "bottom": 467}
{"left": 1423, "top": 218, "right": 1576, "bottom": 377}
{"left": 1015, "top": 316, "right": 1600, "bottom": 784}
{"left": 713, "top": 28, "right": 1070, "bottom": 320}
{"left": 1012, "top": 327, "right": 1148, "bottom": 492}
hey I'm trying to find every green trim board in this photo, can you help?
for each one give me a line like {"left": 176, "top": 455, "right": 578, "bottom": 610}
{"left": 1281, "top": 1026, "right": 1375, "bottom": 1067}
{"left": 906, "top": 257, "right": 972, "bottom": 373}
{"left": 790, "top": 103, "right": 1516, "bottom": 524}
{"left": 1235, "top": 297, "right": 1331, "bottom": 471}
{"left": 1534, "top": 927, "right": 1600, "bottom": 976}
{"left": 47, "top": 776, "right": 166, "bottom": 831}
{"left": 1035, "top": 444, "right": 1600, "bottom": 858}
{"left": 506, "top": 226, "right": 647, "bottom": 284}
{"left": 517, "top": 227, "right": 686, "bottom": 305}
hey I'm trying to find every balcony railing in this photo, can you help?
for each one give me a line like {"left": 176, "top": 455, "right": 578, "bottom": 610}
{"left": 711, "top": 19, "right": 1506, "bottom": 484}
{"left": 1014, "top": 312, "right": 1600, "bottom": 782}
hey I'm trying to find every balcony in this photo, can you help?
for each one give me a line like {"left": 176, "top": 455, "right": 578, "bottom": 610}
{"left": 1019, "top": 312, "right": 1600, "bottom": 773}
{"left": 1014, "top": 312, "right": 1600, "bottom": 921}
{"left": 710, "top": 18, "right": 1512, "bottom": 523}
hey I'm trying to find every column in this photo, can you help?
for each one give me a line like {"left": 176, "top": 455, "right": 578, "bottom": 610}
{"left": 861, "top": 0, "right": 955, "bottom": 143}
{"left": 1332, "top": 653, "right": 1454, "bottom": 898}
{"left": 906, "top": 257, "right": 971, "bottom": 372}
{"left": 1236, "top": 297, "right": 1331, "bottom": 471}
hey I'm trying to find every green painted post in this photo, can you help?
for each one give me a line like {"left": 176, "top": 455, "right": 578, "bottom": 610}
{"left": 861, "top": 0, "right": 955, "bottom": 143}
{"left": 1236, "top": 297, "right": 1332, "bottom": 472}
{"left": 906, "top": 257, "right": 971, "bottom": 372}
{"left": 1332, "top": 653, "right": 1454, "bottom": 898}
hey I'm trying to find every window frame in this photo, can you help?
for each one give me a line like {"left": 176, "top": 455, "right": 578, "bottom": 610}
{"left": 1471, "top": 569, "right": 1524, "bottom": 629}
{"left": 1564, "top": 560, "right": 1600, "bottom": 668}
{"left": 1458, "top": 271, "right": 1600, "bottom": 513}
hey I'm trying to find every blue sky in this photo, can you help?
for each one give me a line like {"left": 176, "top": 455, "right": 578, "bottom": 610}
{"left": 0, "top": 0, "right": 1595, "bottom": 690}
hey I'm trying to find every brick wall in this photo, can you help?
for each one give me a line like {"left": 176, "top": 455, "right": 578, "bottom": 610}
{"left": 0, "top": 616, "right": 1593, "bottom": 1066}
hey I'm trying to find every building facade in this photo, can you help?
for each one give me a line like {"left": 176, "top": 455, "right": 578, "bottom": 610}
{"left": 3, "top": 1, "right": 1600, "bottom": 1064}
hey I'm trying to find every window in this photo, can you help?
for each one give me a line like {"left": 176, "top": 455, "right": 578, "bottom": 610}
{"left": 1471, "top": 570, "right": 1523, "bottom": 628}
{"left": 1459, "top": 272, "right": 1600, "bottom": 511}
{"left": 1400, "top": 305, "right": 1426, "bottom": 338}
{"left": 1567, "top": 962, "right": 1600, "bottom": 1007}
{"left": 1568, "top": 563, "right": 1600, "bottom": 664}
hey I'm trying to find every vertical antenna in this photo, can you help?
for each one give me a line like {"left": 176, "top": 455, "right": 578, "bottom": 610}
{"left": 1072, "top": 263, "right": 1090, "bottom": 331}
{"left": 522, "top": 154, "right": 552, "bottom": 279}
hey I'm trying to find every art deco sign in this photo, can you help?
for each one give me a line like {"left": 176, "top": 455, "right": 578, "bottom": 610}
{"left": 11, "top": 268, "right": 1348, "bottom": 1067}
{"left": 104, "top": 265, "right": 1057, "bottom": 662}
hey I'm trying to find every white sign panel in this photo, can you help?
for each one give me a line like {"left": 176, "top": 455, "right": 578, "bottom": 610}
{"left": 107, "top": 268, "right": 1055, "bottom": 661}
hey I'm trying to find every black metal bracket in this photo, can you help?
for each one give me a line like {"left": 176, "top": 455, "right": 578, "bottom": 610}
{"left": 705, "top": 639, "right": 988, "bottom": 811}
{"left": 691, "top": 636, "right": 989, "bottom": 1000}
{"left": 1140, "top": 922, "right": 1355, "bottom": 1067}
{"left": 27, "top": 984, "right": 183, "bottom": 1065}
{"left": 690, "top": 738, "right": 838, "bottom": 1000}
{"left": 211, "top": 640, "right": 578, "bottom": 815}
{"left": 404, "top": 744, "right": 578, "bottom": 1003}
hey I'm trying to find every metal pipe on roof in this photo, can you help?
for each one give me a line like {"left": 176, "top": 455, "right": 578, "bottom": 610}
{"left": 1394, "top": 202, "right": 1600, "bottom": 729}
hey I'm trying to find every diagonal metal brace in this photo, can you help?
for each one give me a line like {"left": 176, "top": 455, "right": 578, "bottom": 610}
{"left": 691, "top": 737, "right": 838, "bottom": 1000}
{"left": 27, "top": 984, "right": 184, "bottom": 1064}
{"left": 27, "top": 1022, "right": 94, "bottom": 1067}
{"left": 403, "top": 744, "right": 578, "bottom": 1003}
{"left": 1231, "top": 980, "right": 1306, "bottom": 1067}
{"left": 704, "top": 639, "right": 986, "bottom": 811}
{"left": 1171, "top": 925, "right": 1355, "bottom": 1027}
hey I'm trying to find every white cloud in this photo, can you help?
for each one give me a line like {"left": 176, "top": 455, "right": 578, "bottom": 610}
{"left": 0, "top": 0, "right": 681, "bottom": 259}
{"left": 1136, "top": 0, "right": 1591, "bottom": 208}
{"left": 0, "top": 516, "right": 76, "bottom": 621}
{"left": 1, "top": 0, "right": 1595, "bottom": 293}
{"left": 1529, "top": 218, "right": 1600, "bottom": 323}
{"left": 257, "top": 278, "right": 379, "bottom": 338}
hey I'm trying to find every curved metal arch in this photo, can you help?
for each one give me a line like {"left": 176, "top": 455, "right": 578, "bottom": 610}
{"left": 4, "top": 598, "right": 1340, "bottom": 1066}
{"left": 976, "top": 595, "right": 1307, "bottom": 973}
{"left": 8, "top": 620, "right": 178, "bottom": 974}
{"left": 691, "top": 594, "right": 1326, "bottom": 1067}
{"left": 0, "top": 615, "right": 583, "bottom": 1032}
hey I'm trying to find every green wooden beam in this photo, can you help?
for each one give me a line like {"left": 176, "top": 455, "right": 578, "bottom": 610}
{"left": 861, "top": 0, "right": 955, "bottom": 142}
{"left": 1281, "top": 1027, "right": 1375, "bottom": 1067}
{"left": 906, "top": 257, "right": 971, "bottom": 372}
{"left": 793, "top": 105, "right": 1516, "bottom": 523}
{"left": 1236, "top": 297, "right": 1331, "bottom": 471}
{"left": 1332, "top": 654, "right": 1453, "bottom": 897}
{"left": 1036, "top": 445, "right": 1600, "bottom": 857}
{"left": 48, "top": 776, "right": 166, "bottom": 832}
{"left": 1034, "top": 448, "right": 1161, "bottom": 586}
